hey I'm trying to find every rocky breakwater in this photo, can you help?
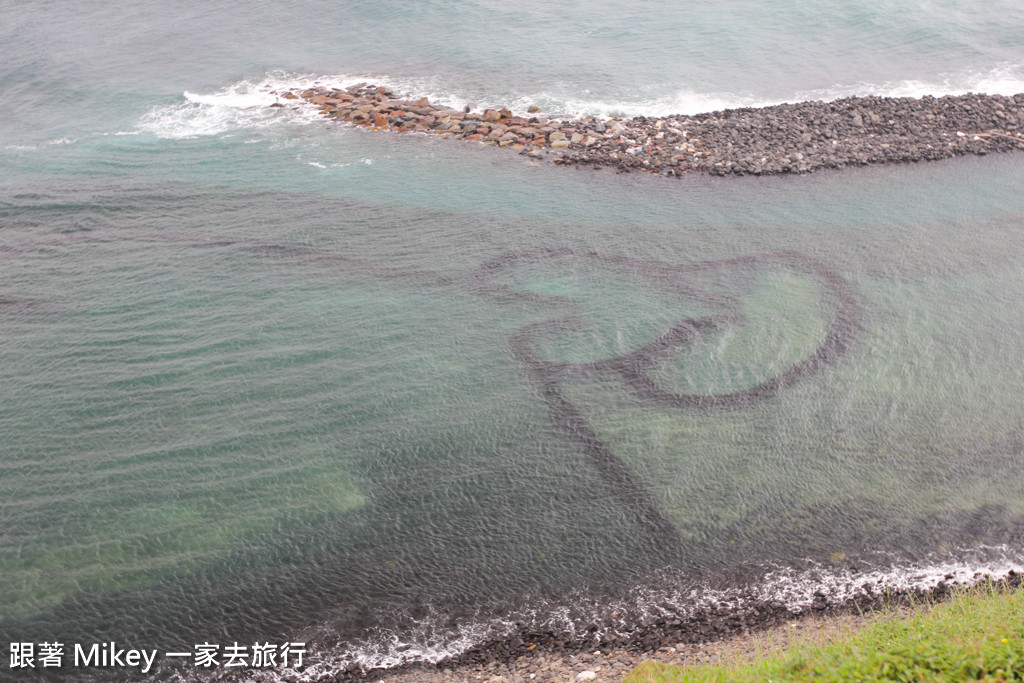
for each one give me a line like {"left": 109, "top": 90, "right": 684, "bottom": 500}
{"left": 273, "top": 84, "right": 1024, "bottom": 176}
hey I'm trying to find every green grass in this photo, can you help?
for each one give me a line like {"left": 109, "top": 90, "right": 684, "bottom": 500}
{"left": 625, "top": 583, "right": 1024, "bottom": 683}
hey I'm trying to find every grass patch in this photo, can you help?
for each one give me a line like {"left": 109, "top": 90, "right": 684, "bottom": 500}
{"left": 625, "top": 583, "right": 1024, "bottom": 682}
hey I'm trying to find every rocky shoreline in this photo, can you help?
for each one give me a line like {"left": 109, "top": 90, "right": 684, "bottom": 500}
{"left": 272, "top": 84, "right": 1024, "bottom": 176}
{"left": 328, "top": 571, "right": 1022, "bottom": 683}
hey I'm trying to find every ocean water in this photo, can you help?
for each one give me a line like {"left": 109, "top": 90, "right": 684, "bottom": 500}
{"left": 2, "top": 0, "right": 1024, "bottom": 679}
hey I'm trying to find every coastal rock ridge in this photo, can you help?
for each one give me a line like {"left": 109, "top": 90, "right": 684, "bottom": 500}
{"left": 271, "top": 84, "right": 1024, "bottom": 176}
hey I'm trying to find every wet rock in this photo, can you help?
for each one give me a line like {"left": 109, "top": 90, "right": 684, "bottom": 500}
{"left": 279, "top": 85, "right": 1024, "bottom": 178}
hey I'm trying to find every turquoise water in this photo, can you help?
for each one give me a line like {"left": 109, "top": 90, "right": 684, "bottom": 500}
{"left": 2, "top": 1, "right": 1024, "bottom": 678}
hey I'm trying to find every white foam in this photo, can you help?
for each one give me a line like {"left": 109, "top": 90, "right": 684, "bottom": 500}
{"left": 691, "top": 546, "right": 1024, "bottom": 616}
{"left": 296, "top": 606, "right": 518, "bottom": 679}
{"left": 183, "top": 88, "right": 278, "bottom": 109}
{"left": 280, "top": 63, "right": 1024, "bottom": 120}
{"left": 4, "top": 139, "right": 79, "bottom": 153}
{"left": 545, "top": 64, "right": 1024, "bottom": 119}
{"left": 136, "top": 73, "right": 330, "bottom": 140}
{"left": 791, "top": 63, "right": 1024, "bottom": 106}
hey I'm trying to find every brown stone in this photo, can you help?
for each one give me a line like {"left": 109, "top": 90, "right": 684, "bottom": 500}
{"left": 465, "top": 133, "right": 485, "bottom": 140}
{"left": 528, "top": 105, "right": 541, "bottom": 113}
{"left": 414, "top": 97, "right": 430, "bottom": 107}
{"left": 281, "top": 92, "right": 298, "bottom": 100}
{"left": 482, "top": 109, "right": 502, "bottom": 122}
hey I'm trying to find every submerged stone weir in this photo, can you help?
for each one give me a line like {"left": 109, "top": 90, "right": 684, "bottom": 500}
{"left": 273, "top": 83, "right": 1024, "bottom": 176}
{"left": 3, "top": 234, "right": 858, "bottom": 555}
